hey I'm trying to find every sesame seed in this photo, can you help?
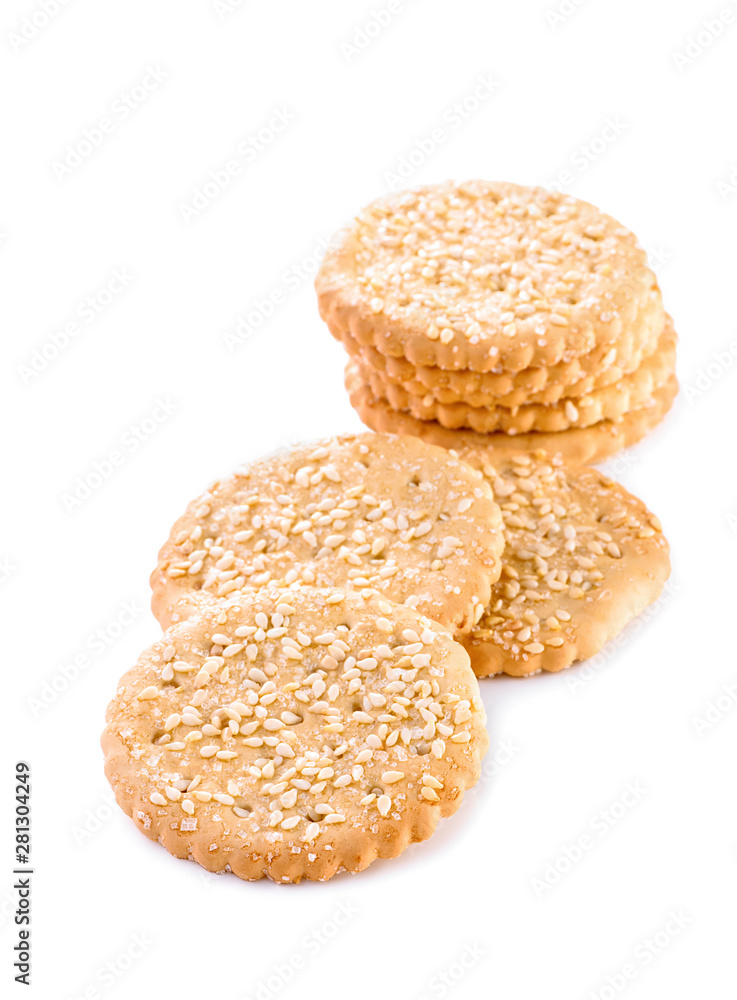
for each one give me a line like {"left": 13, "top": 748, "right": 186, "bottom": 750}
{"left": 524, "top": 642, "right": 545, "bottom": 654}
{"left": 462, "top": 451, "right": 665, "bottom": 674}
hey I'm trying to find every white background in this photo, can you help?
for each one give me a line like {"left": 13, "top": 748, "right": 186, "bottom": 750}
{"left": 3, "top": 1, "right": 737, "bottom": 997}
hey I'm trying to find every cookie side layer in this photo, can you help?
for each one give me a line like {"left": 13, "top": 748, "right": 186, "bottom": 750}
{"left": 339, "top": 298, "right": 666, "bottom": 407}
{"left": 346, "top": 368, "right": 679, "bottom": 465}
{"left": 348, "top": 319, "right": 676, "bottom": 432}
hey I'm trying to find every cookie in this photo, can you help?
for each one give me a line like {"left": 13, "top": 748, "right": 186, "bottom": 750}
{"left": 457, "top": 452, "right": 670, "bottom": 676}
{"left": 102, "top": 587, "right": 489, "bottom": 882}
{"left": 332, "top": 283, "right": 665, "bottom": 401}
{"left": 347, "top": 320, "right": 676, "bottom": 432}
{"left": 151, "top": 433, "right": 504, "bottom": 634}
{"left": 316, "top": 180, "right": 662, "bottom": 372}
{"left": 346, "top": 366, "right": 679, "bottom": 465}
{"left": 340, "top": 298, "right": 666, "bottom": 408}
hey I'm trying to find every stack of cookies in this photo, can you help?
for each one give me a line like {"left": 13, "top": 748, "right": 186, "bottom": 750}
{"left": 103, "top": 433, "right": 669, "bottom": 883}
{"left": 315, "top": 180, "right": 678, "bottom": 463}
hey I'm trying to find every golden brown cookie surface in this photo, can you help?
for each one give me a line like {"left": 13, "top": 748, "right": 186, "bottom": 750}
{"left": 151, "top": 433, "right": 504, "bottom": 633}
{"left": 102, "top": 588, "right": 489, "bottom": 882}
{"left": 459, "top": 451, "right": 670, "bottom": 676}
{"left": 317, "top": 180, "right": 662, "bottom": 372}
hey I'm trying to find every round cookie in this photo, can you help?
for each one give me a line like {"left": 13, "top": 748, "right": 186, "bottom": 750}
{"left": 333, "top": 286, "right": 665, "bottom": 405}
{"left": 102, "top": 587, "right": 489, "bottom": 882}
{"left": 316, "top": 180, "right": 663, "bottom": 372}
{"left": 151, "top": 433, "right": 504, "bottom": 633}
{"left": 345, "top": 367, "right": 679, "bottom": 465}
{"left": 348, "top": 320, "right": 676, "bottom": 433}
{"left": 458, "top": 451, "right": 670, "bottom": 676}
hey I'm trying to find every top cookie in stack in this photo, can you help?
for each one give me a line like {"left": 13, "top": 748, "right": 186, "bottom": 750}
{"left": 316, "top": 181, "right": 678, "bottom": 464}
